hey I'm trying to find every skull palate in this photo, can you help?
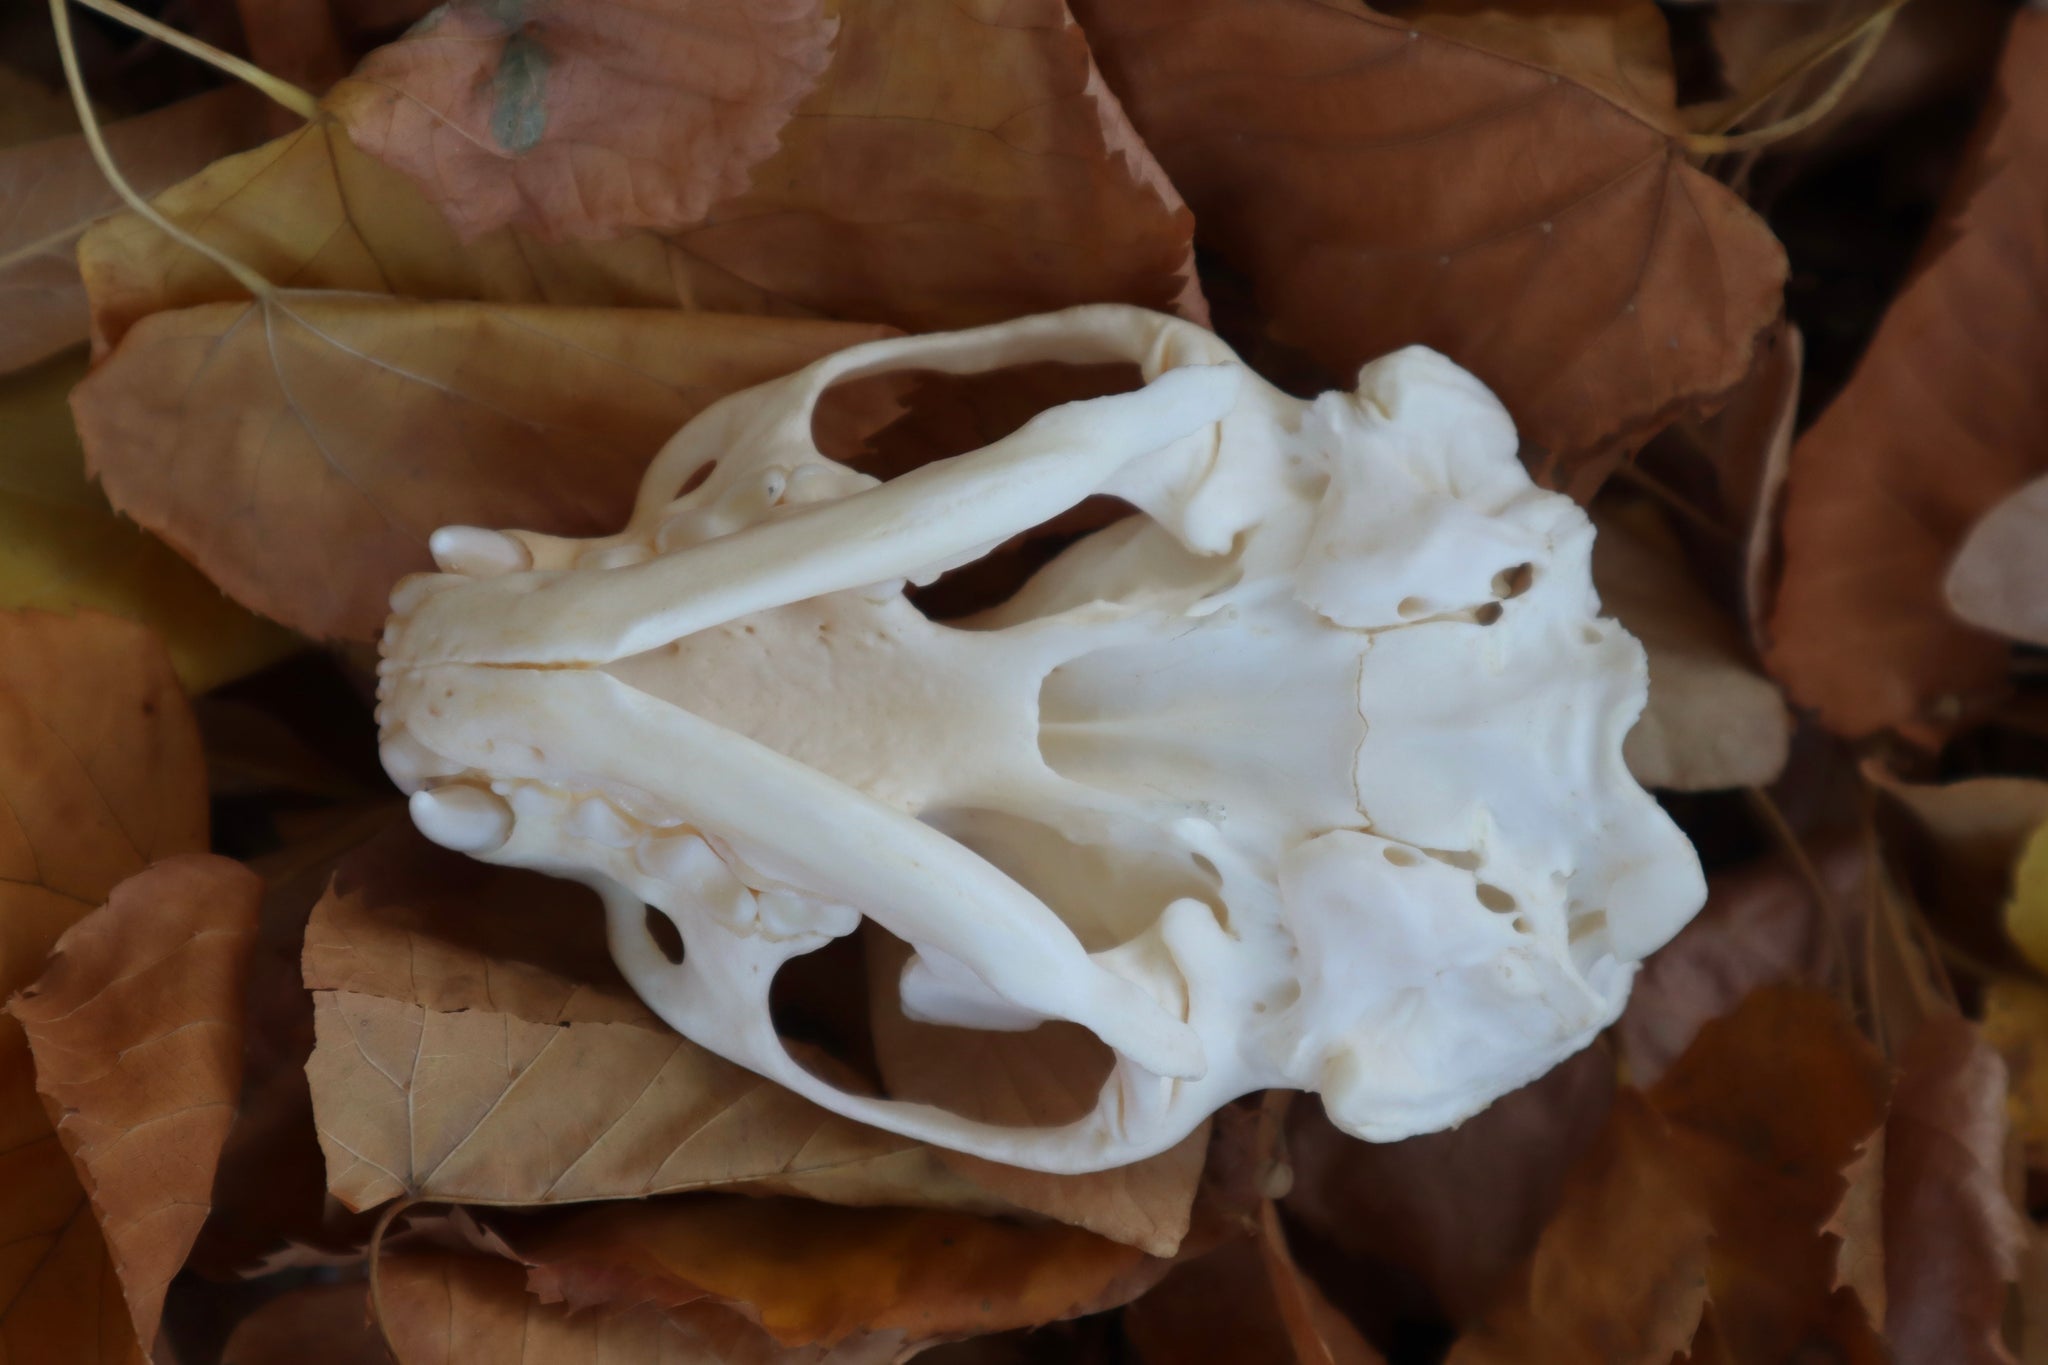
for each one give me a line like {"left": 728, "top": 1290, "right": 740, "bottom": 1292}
{"left": 376, "top": 305, "right": 1706, "bottom": 1174}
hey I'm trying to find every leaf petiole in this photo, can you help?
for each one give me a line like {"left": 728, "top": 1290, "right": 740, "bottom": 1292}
{"left": 66, "top": 0, "right": 318, "bottom": 120}
{"left": 48, "top": 0, "right": 276, "bottom": 301}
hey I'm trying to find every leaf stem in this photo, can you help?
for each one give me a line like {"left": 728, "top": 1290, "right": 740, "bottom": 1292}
{"left": 49, "top": 0, "right": 276, "bottom": 300}
{"left": 1687, "top": 6, "right": 1901, "bottom": 156}
{"left": 68, "top": 0, "right": 318, "bottom": 119}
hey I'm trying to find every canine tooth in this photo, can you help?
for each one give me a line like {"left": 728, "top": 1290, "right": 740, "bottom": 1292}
{"left": 411, "top": 784, "right": 513, "bottom": 854}
{"left": 429, "top": 526, "right": 532, "bottom": 577}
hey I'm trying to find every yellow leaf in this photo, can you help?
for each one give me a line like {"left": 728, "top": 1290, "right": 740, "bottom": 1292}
{"left": 2008, "top": 819, "right": 2048, "bottom": 974}
{"left": 0, "top": 352, "right": 295, "bottom": 690}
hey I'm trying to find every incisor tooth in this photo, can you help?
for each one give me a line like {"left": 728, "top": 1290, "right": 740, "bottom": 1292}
{"left": 411, "top": 784, "right": 513, "bottom": 854}
{"left": 429, "top": 526, "right": 531, "bottom": 577}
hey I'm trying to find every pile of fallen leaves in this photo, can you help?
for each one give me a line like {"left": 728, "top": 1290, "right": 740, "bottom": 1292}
{"left": 3, "top": 0, "right": 2047, "bottom": 1359}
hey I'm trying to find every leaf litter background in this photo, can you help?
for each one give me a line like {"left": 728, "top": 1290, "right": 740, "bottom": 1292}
{"left": 3, "top": 0, "right": 2048, "bottom": 1360}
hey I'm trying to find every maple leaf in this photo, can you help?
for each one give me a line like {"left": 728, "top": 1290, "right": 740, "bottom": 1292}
{"left": 0, "top": 609, "right": 208, "bottom": 1364}
{"left": 510, "top": 1194, "right": 1163, "bottom": 1348}
{"left": 0, "top": 86, "right": 266, "bottom": 374}
{"left": 1072, "top": 0, "right": 1786, "bottom": 484}
{"left": 1766, "top": 9, "right": 2048, "bottom": 742}
{"left": 71, "top": 296, "right": 894, "bottom": 640}
{"left": 9, "top": 855, "right": 261, "bottom": 1355}
{"left": 327, "top": 0, "right": 838, "bottom": 240}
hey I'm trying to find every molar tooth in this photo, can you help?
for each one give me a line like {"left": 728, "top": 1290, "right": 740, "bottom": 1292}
{"left": 571, "top": 797, "right": 639, "bottom": 848}
{"left": 411, "top": 784, "right": 513, "bottom": 854}
{"left": 429, "top": 526, "right": 532, "bottom": 577}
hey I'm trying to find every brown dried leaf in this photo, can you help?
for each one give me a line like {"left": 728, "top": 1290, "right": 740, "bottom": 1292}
{"left": 70, "top": 296, "right": 891, "bottom": 640}
{"left": 1948, "top": 472, "right": 2048, "bottom": 648}
{"left": 1447, "top": 1089, "right": 1710, "bottom": 1365}
{"left": 1592, "top": 499, "right": 1791, "bottom": 791}
{"left": 1616, "top": 840, "right": 1859, "bottom": 1084}
{"left": 301, "top": 824, "right": 1001, "bottom": 1214}
{"left": 867, "top": 932, "right": 1205, "bottom": 1258}
{"left": 77, "top": 122, "right": 700, "bottom": 359}
{"left": 1984, "top": 980, "right": 2048, "bottom": 1172}
{"left": 0, "top": 609, "right": 207, "bottom": 1365}
{"left": 328, "top": 0, "right": 836, "bottom": 240}
{"left": 662, "top": 0, "right": 1203, "bottom": 329}
{"left": 1453, "top": 987, "right": 1890, "bottom": 1364}
{"left": 219, "top": 1282, "right": 389, "bottom": 1365}
{"left": 379, "top": 1252, "right": 901, "bottom": 1364}
{"left": 514, "top": 1195, "right": 1161, "bottom": 1348}
{"left": 1125, "top": 1211, "right": 1385, "bottom": 1365}
{"left": 1826, "top": 1133, "right": 1887, "bottom": 1332}
{"left": 0, "top": 86, "right": 266, "bottom": 373}
{"left": 9, "top": 855, "right": 259, "bottom": 1354}
{"left": 1284, "top": 1043, "right": 1617, "bottom": 1325}
{"left": 1882, "top": 1018, "right": 2027, "bottom": 1365}
{"left": 1766, "top": 10, "right": 2048, "bottom": 741}
{"left": 1074, "top": 0, "right": 1786, "bottom": 482}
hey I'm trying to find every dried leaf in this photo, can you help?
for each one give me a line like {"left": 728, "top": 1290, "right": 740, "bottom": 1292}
{"left": 1982, "top": 980, "right": 2048, "bottom": 1171}
{"left": 1593, "top": 499, "right": 1791, "bottom": 791}
{"left": 1074, "top": 0, "right": 1786, "bottom": 481}
{"left": 77, "top": 122, "right": 699, "bottom": 358}
{"left": 0, "top": 609, "right": 206, "bottom": 1365}
{"left": 9, "top": 855, "right": 261, "bottom": 1353}
{"left": 1447, "top": 1090, "right": 1710, "bottom": 1365}
{"left": 1882, "top": 1019, "right": 2027, "bottom": 1365}
{"left": 1711, "top": 321, "right": 1800, "bottom": 651}
{"left": 1826, "top": 1132, "right": 1887, "bottom": 1331}
{"left": 328, "top": 0, "right": 836, "bottom": 240}
{"left": 0, "top": 352, "right": 297, "bottom": 691}
{"left": 0, "top": 86, "right": 266, "bottom": 373}
{"left": 1126, "top": 1215, "right": 1385, "bottom": 1365}
{"left": 71, "top": 296, "right": 891, "bottom": 640}
{"left": 660, "top": 0, "right": 1204, "bottom": 329}
{"left": 219, "top": 1282, "right": 389, "bottom": 1365}
{"left": 1284, "top": 1044, "right": 1617, "bottom": 1324}
{"left": 301, "top": 824, "right": 1002, "bottom": 1214}
{"left": 1766, "top": 10, "right": 2048, "bottom": 741}
{"left": 1453, "top": 987, "right": 1889, "bottom": 1364}
{"left": 1616, "top": 841, "right": 1858, "bottom": 1084}
{"left": 514, "top": 1195, "right": 1161, "bottom": 1347}
{"left": 378, "top": 1252, "right": 902, "bottom": 1364}
{"left": 1948, "top": 472, "right": 2048, "bottom": 648}
{"left": 867, "top": 932, "right": 1205, "bottom": 1258}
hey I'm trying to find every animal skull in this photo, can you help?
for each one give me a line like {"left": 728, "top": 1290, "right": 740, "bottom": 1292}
{"left": 377, "top": 305, "right": 1706, "bottom": 1174}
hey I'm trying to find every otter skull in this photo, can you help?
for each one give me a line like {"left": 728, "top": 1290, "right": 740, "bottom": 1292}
{"left": 377, "top": 305, "right": 1706, "bottom": 1175}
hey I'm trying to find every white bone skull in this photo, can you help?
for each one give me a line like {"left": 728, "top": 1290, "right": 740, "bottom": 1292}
{"left": 377, "top": 305, "right": 1706, "bottom": 1175}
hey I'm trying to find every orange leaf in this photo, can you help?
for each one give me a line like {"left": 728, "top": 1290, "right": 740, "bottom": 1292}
{"left": 1452, "top": 987, "right": 1890, "bottom": 1364}
{"left": 378, "top": 1252, "right": 899, "bottom": 1363}
{"left": 1880, "top": 1018, "right": 2027, "bottom": 1365}
{"left": 302, "top": 824, "right": 1006, "bottom": 1214}
{"left": 0, "top": 609, "right": 207, "bottom": 1364}
{"left": 0, "top": 87, "right": 267, "bottom": 374}
{"left": 9, "top": 855, "right": 261, "bottom": 1353}
{"left": 662, "top": 0, "right": 1205, "bottom": 330}
{"left": 866, "top": 931, "right": 1205, "bottom": 1257}
{"left": 77, "top": 123, "right": 698, "bottom": 358}
{"left": 327, "top": 0, "right": 837, "bottom": 240}
{"left": 1283, "top": 1043, "right": 1617, "bottom": 1325}
{"left": 70, "top": 296, "right": 892, "bottom": 640}
{"left": 514, "top": 1195, "right": 1160, "bottom": 1348}
{"left": 1766, "top": 10, "right": 2048, "bottom": 741}
{"left": 1073, "top": 0, "right": 1786, "bottom": 483}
